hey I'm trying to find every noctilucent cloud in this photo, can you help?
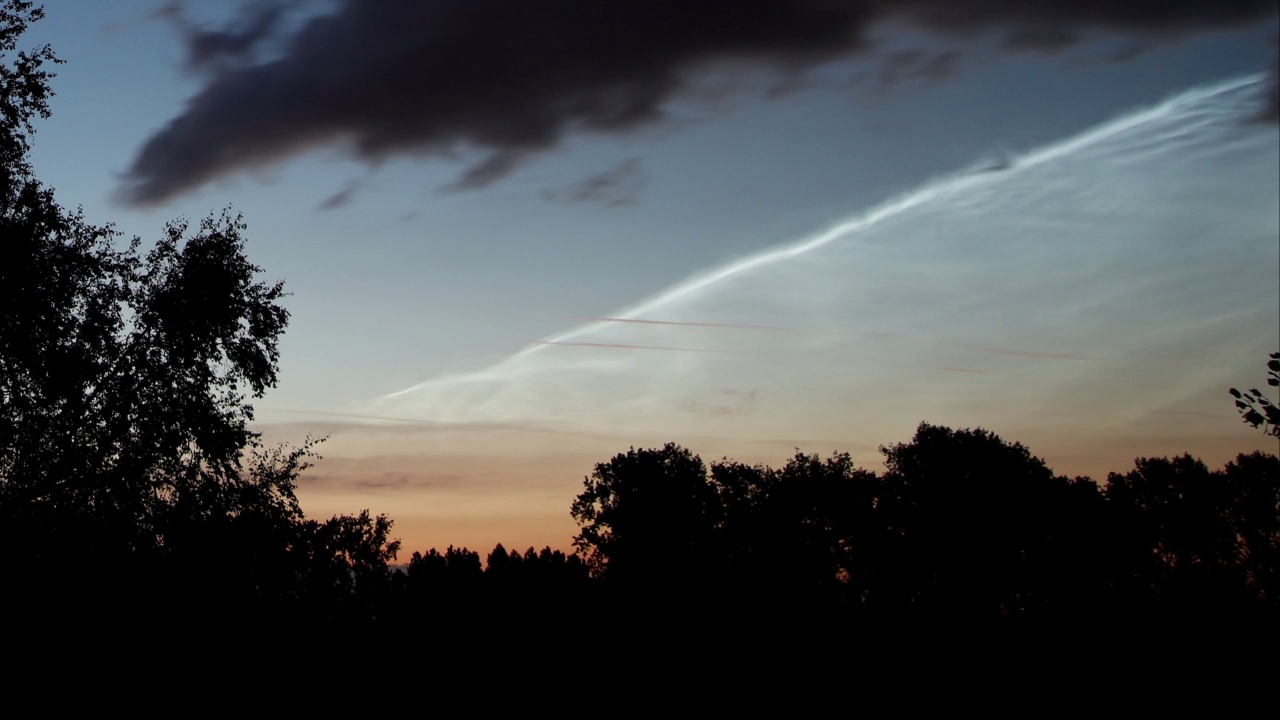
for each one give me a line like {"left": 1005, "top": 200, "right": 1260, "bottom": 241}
{"left": 377, "top": 72, "right": 1276, "bottom": 457}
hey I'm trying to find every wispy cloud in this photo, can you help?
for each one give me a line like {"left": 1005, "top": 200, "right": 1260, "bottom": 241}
{"left": 528, "top": 340, "right": 745, "bottom": 354}
{"left": 569, "top": 316, "right": 796, "bottom": 332}
{"left": 542, "top": 158, "right": 644, "bottom": 207}
{"left": 152, "top": 0, "right": 294, "bottom": 75}
{"left": 1148, "top": 409, "right": 1230, "bottom": 420}
{"left": 851, "top": 48, "right": 961, "bottom": 98}
{"left": 680, "top": 389, "right": 760, "bottom": 417}
{"left": 316, "top": 178, "right": 364, "bottom": 211}
{"left": 909, "top": 364, "right": 993, "bottom": 374}
{"left": 943, "top": 342, "right": 1095, "bottom": 361}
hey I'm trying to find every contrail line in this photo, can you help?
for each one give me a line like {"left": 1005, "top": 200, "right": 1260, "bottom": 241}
{"left": 943, "top": 342, "right": 1095, "bottom": 360}
{"left": 909, "top": 364, "right": 993, "bottom": 375}
{"left": 528, "top": 340, "right": 746, "bottom": 353}
{"left": 566, "top": 316, "right": 796, "bottom": 331}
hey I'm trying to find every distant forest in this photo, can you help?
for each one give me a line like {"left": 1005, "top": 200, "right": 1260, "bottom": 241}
{"left": 1, "top": 2, "right": 1276, "bottom": 641}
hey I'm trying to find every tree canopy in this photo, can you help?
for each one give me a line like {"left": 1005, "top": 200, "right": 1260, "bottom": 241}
{"left": 568, "top": 423, "right": 1277, "bottom": 623}
{"left": 0, "top": 1, "right": 399, "bottom": 624}
{"left": 571, "top": 443, "right": 720, "bottom": 585}
{"left": 0, "top": 9, "right": 293, "bottom": 566}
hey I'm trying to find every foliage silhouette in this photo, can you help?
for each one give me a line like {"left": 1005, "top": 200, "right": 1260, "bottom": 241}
{"left": 571, "top": 442, "right": 721, "bottom": 588}
{"left": 710, "top": 450, "right": 878, "bottom": 612}
{"left": 293, "top": 509, "right": 401, "bottom": 620}
{"left": 391, "top": 422, "right": 1272, "bottom": 632}
{"left": 0, "top": 3, "right": 399, "bottom": 623}
{"left": 564, "top": 425, "right": 1153, "bottom": 623}
{"left": 1229, "top": 352, "right": 1280, "bottom": 437}
{"left": 0, "top": 1, "right": 55, "bottom": 199}
{"left": 871, "top": 423, "right": 1111, "bottom": 620}
{"left": 1105, "top": 451, "right": 1279, "bottom": 615}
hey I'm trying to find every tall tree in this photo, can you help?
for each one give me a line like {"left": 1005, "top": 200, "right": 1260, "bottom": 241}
{"left": 875, "top": 423, "right": 1106, "bottom": 619}
{"left": 711, "top": 451, "right": 878, "bottom": 611}
{"left": 571, "top": 443, "right": 721, "bottom": 588}
{"left": 1106, "top": 451, "right": 1279, "bottom": 616}
{"left": 0, "top": 3, "right": 399, "bottom": 621}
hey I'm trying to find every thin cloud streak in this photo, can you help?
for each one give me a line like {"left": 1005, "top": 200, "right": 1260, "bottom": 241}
{"left": 528, "top": 340, "right": 746, "bottom": 354}
{"left": 1149, "top": 409, "right": 1232, "bottom": 420}
{"left": 909, "top": 364, "right": 993, "bottom": 375}
{"left": 259, "top": 408, "right": 625, "bottom": 441}
{"left": 571, "top": 317, "right": 1094, "bottom": 359}
{"left": 568, "top": 316, "right": 796, "bottom": 332}
{"left": 943, "top": 342, "right": 1096, "bottom": 360}
{"left": 542, "top": 157, "right": 644, "bottom": 207}
{"left": 316, "top": 178, "right": 364, "bottom": 211}
{"left": 261, "top": 407, "right": 446, "bottom": 425}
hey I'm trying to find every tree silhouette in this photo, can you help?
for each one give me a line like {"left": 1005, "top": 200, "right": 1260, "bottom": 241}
{"left": 0, "top": 3, "right": 400, "bottom": 622}
{"left": 0, "top": 1, "right": 55, "bottom": 201}
{"left": 1220, "top": 452, "right": 1280, "bottom": 606}
{"left": 711, "top": 451, "right": 878, "bottom": 612}
{"left": 2, "top": 191, "right": 293, "bottom": 565}
{"left": 874, "top": 423, "right": 1107, "bottom": 620}
{"left": 1229, "top": 352, "right": 1280, "bottom": 437}
{"left": 1106, "top": 451, "right": 1279, "bottom": 616}
{"left": 571, "top": 443, "right": 721, "bottom": 591}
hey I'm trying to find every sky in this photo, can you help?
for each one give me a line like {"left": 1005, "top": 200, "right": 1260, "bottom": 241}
{"left": 21, "top": 1, "right": 1280, "bottom": 555}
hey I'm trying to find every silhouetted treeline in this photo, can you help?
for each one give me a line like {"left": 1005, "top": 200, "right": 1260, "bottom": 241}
{"left": 374, "top": 423, "right": 1276, "bottom": 632}
{"left": 10, "top": 421, "right": 1274, "bottom": 636}
{"left": 376, "top": 545, "right": 592, "bottom": 633}
{"left": 0, "top": 4, "right": 409, "bottom": 638}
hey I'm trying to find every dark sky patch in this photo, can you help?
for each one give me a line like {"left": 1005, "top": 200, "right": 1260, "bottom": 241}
{"left": 119, "top": 0, "right": 1279, "bottom": 207}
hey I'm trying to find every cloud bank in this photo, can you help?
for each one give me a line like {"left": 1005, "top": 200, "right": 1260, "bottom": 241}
{"left": 119, "top": 0, "right": 1278, "bottom": 206}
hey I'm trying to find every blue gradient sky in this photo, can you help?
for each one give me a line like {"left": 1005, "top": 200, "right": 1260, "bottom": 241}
{"left": 21, "top": 2, "right": 1280, "bottom": 553}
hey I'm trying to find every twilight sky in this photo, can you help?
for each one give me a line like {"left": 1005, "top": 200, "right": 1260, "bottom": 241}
{"left": 23, "top": 1, "right": 1280, "bottom": 554}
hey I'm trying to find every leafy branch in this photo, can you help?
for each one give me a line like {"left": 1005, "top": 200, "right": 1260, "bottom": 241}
{"left": 1229, "top": 352, "right": 1280, "bottom": 437}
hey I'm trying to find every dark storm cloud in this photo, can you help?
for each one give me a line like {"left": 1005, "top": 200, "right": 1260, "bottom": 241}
{"left": 119, "top": 0, "right": 1279, "bottom": 207}
{"left": 999, "top": 26, "right": 1082, "bottom": 54}
{"left": 896, "top": 1, "right": 1277, "bottom": 49}
{"left": 542, "top": 158, "right": 644, "bottom": 207}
